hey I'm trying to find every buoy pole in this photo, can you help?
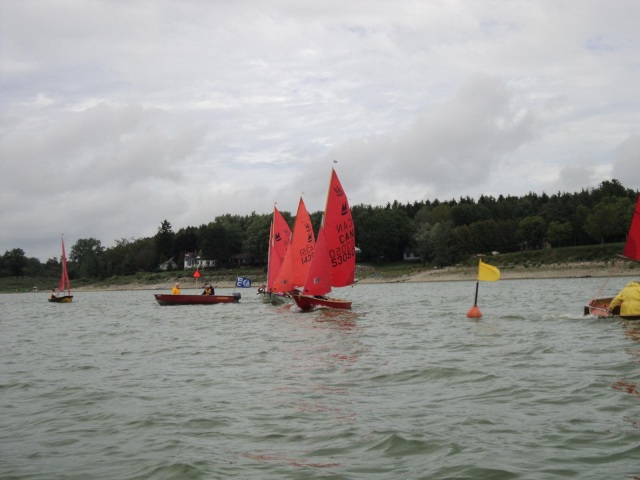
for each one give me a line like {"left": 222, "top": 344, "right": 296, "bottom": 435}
{"left": 466, "top": 281, "right": 482, "bottom": 318}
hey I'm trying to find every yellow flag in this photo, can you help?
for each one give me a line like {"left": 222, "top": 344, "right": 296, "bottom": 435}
{"left": 478, "top": 259, "right": 500, "bottom": 282}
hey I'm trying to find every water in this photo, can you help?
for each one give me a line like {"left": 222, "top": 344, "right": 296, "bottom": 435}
{"left": 1, "top": 278, "right": 639, "bottom": 480}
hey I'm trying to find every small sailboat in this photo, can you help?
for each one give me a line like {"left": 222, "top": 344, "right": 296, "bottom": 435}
{"left": 258, "top": 205, "right": 292, "bottom": 305}
{"left": 49, "top": 236, "right": 73, "bottom": 303}
{"left": 292, "top": 168, "right": 356, "bottom": 311}
{"left": 584, "top": 194, "right": 640, "bottom": 319}
{"left": 271, "top": 197, "right": 315, "bottom": 296}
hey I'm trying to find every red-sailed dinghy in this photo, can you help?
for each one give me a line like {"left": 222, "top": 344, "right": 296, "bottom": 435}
{"left": 271, "top": 197, "right": 315, "bottom": 297}
{"left": 259, "top": 205, "right": 292, "bottom": 305}
{"left": 584, "top": 194, "right": 640, "bottom": 320}
{"left": 292, "top": 168, "right": 356, "bottom": 311}
{"left": 48, "top": 236, "right": 73, "bottom": 303}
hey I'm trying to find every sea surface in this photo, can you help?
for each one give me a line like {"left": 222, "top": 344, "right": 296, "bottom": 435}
{"left": 2, "top": 277, "right": 640, "bottom": 480}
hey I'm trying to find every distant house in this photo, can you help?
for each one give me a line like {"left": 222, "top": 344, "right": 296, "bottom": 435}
{"left": 403, "top": 249, "right": 422, "bottom": 262}
{"left": 158, "top": 258, "right": 177, "bottom": 271}
{"left": 183, "top": 252, "right": 216, "bottom": 269}
{"left": 229, "top": 253, "right": 253, "bottom": 266}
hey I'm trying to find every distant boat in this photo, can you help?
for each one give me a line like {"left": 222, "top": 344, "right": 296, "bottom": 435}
{"left": 154, "top": 293, "right": 241, "bottom": 305}
{"left": 271, "top": 197, "right": 315, "bottom": 296}
{"left": 259, "top": 205, "right": 292, "bottom": 305}
{"left": 584, "top": 194, "right": 640, "bottom": 320}
{"left": 292, "top": 168, "right": 356, "bottom": 311}
{"left": 48, "top": 236, "right": 73, "bottom": 303}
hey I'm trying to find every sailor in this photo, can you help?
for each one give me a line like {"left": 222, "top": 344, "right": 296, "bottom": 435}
{"left": 202, "top": 284, "right": 214, "bottom": 295}
{"left": 171, "top": 283, "right": 181, "bottom": 295}
{"left": 608, "top": 280, "right": 640, "bottom": 316}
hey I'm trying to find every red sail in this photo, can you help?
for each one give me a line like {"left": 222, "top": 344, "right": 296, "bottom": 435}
{"left": 623, "top": 194, "right": 640, "bottom": 261}
{"left": 292, "top": 198, "right": 315, "bottom": 286}
{"left": 273, "top": 198, "right": 315, "bottom": 292}
{"left": 301, "top": 226, "right": 331, "bottom": 296}
{"left": 267, "top": 206, "right": 291, "bottom": 291}
{"left": 59, "top": 237, "right": 71, "bottom": 296}
{"left": 323, "top": 168, "right": 355, "bottom": 287}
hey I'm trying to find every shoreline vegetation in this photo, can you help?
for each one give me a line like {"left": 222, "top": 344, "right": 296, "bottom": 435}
{"left": 70, "top": 259, "right": 639, "bottom": 292}
{"left": 4, "top": 244, "right": 639, "bottom": 293}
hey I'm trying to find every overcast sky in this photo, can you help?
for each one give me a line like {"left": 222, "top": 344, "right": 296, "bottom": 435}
{"left": 1, "top": 0, "right": 639, "bottom": 261}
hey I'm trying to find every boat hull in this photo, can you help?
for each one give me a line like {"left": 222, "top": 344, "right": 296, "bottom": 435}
{"left": 154, "top": 293, "right": 241, "bottom": 305}
{"left": 48, "top": 295, "right": 73, "bottom": 303}
{"left": 584, "top": 297, "right": 640, "bottom": 320}
{"left": 291, "top": 294, "right": 352, "bottom": 311}
{"left": 259, "top": 292, "right": 289, "bottom": 305}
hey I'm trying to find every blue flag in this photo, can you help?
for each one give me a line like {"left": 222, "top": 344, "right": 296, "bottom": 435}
{"left": 236, "top": 276, "right": 252, "bottom": 288}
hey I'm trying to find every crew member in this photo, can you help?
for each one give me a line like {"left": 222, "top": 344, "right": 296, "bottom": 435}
{"left": 171, "top": 283, "right": 181, "bottom": 295}
{"left": 609, "top": 280, "right": 640, "bottom": 316}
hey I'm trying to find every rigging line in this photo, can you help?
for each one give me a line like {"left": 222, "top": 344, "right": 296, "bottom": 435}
{"left": 589, "top": 256, "right": 624, "bottom": 302}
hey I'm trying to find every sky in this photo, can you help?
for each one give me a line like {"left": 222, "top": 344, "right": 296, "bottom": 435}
{"left": 1, "top": 0, "right": 639, "bottom": 261}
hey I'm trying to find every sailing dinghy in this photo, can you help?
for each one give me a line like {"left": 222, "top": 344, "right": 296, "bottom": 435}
{"left": 259, "top": 205, "right": 292, "bottom": 305}
{"left": 49, "top": 236, "right": 73, "bottom": 303}
{"left": 271, "top": 197, "right": 315, "bottom": 297}
{"left": 292, "top": 168, "right": 356, "bottom": 311}
{"left": 584, "top": 194, "right": 640, "bottom": 320}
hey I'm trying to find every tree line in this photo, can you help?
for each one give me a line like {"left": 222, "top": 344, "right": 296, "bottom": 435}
{"left": 1, "top": 179, "right": 637, "bottom": 279}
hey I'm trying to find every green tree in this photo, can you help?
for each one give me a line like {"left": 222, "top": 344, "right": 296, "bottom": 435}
{"left": 155, "top": 219, "right": 175, "bottom": 262}
{"left": 547, "top": 221, "right": 573, "bottom": 247}
{"left": 242, "top": 213, "right": 272, "bottom": 262}
{"left": 24, "top": 257, "right": 45, "bottom": 277}
{"left": 584, "top": 196, "right": 634, "bottom": 244}
{"left": 451, "top": 203, "right": 491, "bottom": 227}
{"left": 517, "top": 215, "right": 547, "bottom": 249}
{"left": 430, "top": 221, "right": 454, "bottom": 267}
{"left": 70, "top": 238, "right": 105, "bottom": 278}
{"left": 173, "top": 227, "right": 199, "bottom": 266}
{"left": 104, "top": 238, "right": 136, "bottom": 276}
{"left": 414, "top": 223, "right": 433, "bottom": 264}
{"left": 1, "top": 248, "right": 28, "bottom": 276}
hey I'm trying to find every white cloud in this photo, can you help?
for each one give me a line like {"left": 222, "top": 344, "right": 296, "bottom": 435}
{"left": 1, "top": 0, "right": 639, "bottom": 260}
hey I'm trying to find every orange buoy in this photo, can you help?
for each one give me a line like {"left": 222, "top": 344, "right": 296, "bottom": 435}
{"left": 466, "top": 304, "right": 482, "bottom": 318}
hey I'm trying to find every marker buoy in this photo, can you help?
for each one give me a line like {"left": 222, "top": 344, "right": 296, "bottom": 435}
{"left": 466, "top": 304, "right": 482, "bottom": 318}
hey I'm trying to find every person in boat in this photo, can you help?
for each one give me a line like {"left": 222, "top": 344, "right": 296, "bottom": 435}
{"left": 50, "top": 289, "right": 58, "bottom": 299}
{"left": 608, "top": 280, "right": 640, "bottom": 316}
{"left": 171, "top": 283, "right": 181, "bottom": 295}
{"left": 202, "top": 284, "right": 215, "bottom": 295}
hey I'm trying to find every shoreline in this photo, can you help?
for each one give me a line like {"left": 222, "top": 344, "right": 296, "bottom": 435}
{"left": 73, "top": 261, "right": 640, "bottom": 292}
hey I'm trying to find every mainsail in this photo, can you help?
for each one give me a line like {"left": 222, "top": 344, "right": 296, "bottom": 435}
{"left": 301, "top": 226, "right": 331, "bottom": 296}
{"left": 294, "top": 168, "right": 356, "bottom": 310}
{"left": 622, "top": 194, "right": 640, "bottom": 261}
{"left": 266, "top": 206, "right": 291, "bottom": 291}
{"left": 59, "top": 236, "right": 71, "bottom": 296}
{"left": 272, "top": 197, "right": 315, "bottom": 292}
{"left": 323, "top": 168, "right": 356, "bottom": 287}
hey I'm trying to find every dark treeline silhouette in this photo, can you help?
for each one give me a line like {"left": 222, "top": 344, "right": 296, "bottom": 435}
{"left": 1, "top": 179, "right": 637, "bottom": 279}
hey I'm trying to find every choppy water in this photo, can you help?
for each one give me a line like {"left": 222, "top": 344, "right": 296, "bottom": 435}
{"left": 2, "top": 277, "right": 640, "bottom": 480}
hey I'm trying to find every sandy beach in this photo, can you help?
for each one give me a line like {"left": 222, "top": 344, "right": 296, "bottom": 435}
{"left": 74, "top": 260, "right": 640, "bottom": 292}
{"left": 356, "top": 261, "right": 640, "bottom": 284}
